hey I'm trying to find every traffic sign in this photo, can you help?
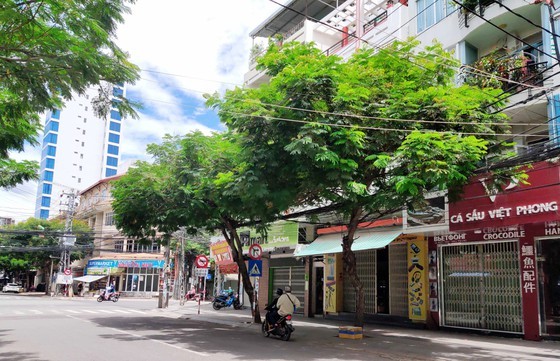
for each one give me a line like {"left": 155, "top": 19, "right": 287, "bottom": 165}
{"left": 248, "top": 259, "right": 262, "bottom": 277}
{"left": 63, "top": 269, "right": 71, "bottom": 275}
{"left": 195, "top": 255, "right": 209, "bottom": 268}
{"left": 248, "top": 243, "right": 263, "bottom": 260}
{"left": 195, "top": 268, "right": 209, "bottom": 277}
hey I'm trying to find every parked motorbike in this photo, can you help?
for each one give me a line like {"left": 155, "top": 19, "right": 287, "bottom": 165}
{"left": 212, "top": 291, "right": 242, "bottom": 310}
{"left": 262, "top": 311, "right": 294, "bottom": 341}
{"left": 97, "top": 290, "right": 119, "bottom": 303}
{"left": 185, "top": 288, "right": 201, "bottom": 302}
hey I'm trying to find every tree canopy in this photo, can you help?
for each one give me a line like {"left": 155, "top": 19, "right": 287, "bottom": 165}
{"left": 112, "top": 132, "right": 296, "bottom": 322}
{"left": 207, "top": 39, "right": 514, "bottom": 325}
{"left": 0, "top": 0, "right": 140, "bottom": 188}
{"left": 0, "top": 217, "right": 93, "bottom": 287}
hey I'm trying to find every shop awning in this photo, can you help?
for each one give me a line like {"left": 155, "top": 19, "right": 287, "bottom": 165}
{"left": 73, "top": 275, "right": 107, "bottom": 283}
{"left": 294, "top": 229, "right": 402, "bottom": 257}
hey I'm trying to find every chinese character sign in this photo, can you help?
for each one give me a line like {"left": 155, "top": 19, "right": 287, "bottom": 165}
{"left": 521, "top": 244, "right": 537, "bottom": 295}
{"left": 407, "top": 236, "right": 428, "bottom": 321}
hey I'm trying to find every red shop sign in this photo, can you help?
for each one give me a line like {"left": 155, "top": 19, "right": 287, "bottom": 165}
{"left": 449, "top": 161, "right": 560, "bottom": 232}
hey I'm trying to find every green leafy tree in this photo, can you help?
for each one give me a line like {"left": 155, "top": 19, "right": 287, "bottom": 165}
{"left": 0, "top": 0, "right": 140, "bottom": 188}
{"left": 0, "top": 217, "right": 93, "bottom": 292}
{"left": 112, "top": 132, "right": 292, "bottom": 322}
{"left": 208, "top": 39, "right": 515, "bottom": 326}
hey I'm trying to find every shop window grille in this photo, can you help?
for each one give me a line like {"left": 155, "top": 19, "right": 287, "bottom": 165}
{"left": 440, "top": 241, "right": 522, "bottom": 333}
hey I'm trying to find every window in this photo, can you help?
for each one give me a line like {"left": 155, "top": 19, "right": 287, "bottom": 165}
{"left": 82, "top": 130, "right": 86, "bottom": 135}
{"left": 46, "top": 121, "right": 59, "bottom": 132}
{"left": 84, "top": 119, "right": 87, "bottom": 123}
{"left": 110, "top": 110, "right": 122, "bottom": 121}
{"left": 109, "top": 121, "right": 121, "bottom": 132}
{"left": 43, "top": 171, "right": 53, "bottom": 181}
{"left": 45, "top": 133, "right": 58, "bottom": 144}
{"left": 42, "top": 183, "right": 52, "bottom": 195}
{"left": 106, "top": 168, "right": 117, "bottom": 177}
{"left": 104, "top": 212, "right": 115, "bottom": 226}
{"left": 81, "top": 142, "right": 85, "bottom": 147}
{"left": 41, "top": 196, "right": 51, "bottom": 207}
{"left": 113, "top": 87, "right": 124, "bottom": 97}
{"left": 115, "top": 240, "right": 124, "bottom": 252}
{"left": 417, "top": 0, "right": 455, "bottom": 33}
{"left": 108, "top": 133, "right": 120, "bottom": 144}
{"left": 79, "top": 166, "right": 82, "bottom": 171}
{"left": 45, "top": 158, "right": 55, "bottom": 169}
{"left": 39, "top": 209, "right": 49, "bottom": 219}
{"left": 42, "top": 145, "right": 56, "bottom": 158}
{"left": 85, "top": 106, "right": 88, "bottom": 111}
{"left": 51, "top": 109, "right": 60, "bottom": 119}
{"left": 108, "top": 145, "right": 119, "bottom": 155}
{"left": 107, "top": 156, "right": 118, "bottom": 167}
{"left": 80, "top": 153, "right": 84, "bottom": 159}
{"left": 78, "top": 178, "right": 81, "bottom": 183}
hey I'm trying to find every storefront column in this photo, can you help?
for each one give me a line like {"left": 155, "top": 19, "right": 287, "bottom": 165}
{"left": 520, "top": 237, "right": 540, "bottom": 341}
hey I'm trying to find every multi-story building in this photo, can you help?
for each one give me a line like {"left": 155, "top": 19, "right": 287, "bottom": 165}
{"left": 74, "top": 175, "right": 166, "bottom": 297}
{"left": 35, "top": 84, "right": 125, "bottom": 220}
{"left": 245, "top": 0, "right": 560, "bottom": 341}
{"left": 0, "top": 217, "right": 15, "bottom": 227}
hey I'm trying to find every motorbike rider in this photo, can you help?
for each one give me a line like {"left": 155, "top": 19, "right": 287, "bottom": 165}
{"left": 269, "top": 285, "right": 300, "bottom": 329}
{"left": 104, "top": 281, "right": 115, "bottom": 300}
{"left": 265, "top": 288, "right": 283, "bottom": 325}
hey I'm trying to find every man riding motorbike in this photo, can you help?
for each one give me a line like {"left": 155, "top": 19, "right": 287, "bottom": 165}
{"left": 268, "top": 286, "right": 300, "bottom": 330}
{"left": 265, "top": 288, "right": 283, "bottom": 326}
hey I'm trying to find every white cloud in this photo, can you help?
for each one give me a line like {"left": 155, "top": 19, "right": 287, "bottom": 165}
{"left": 1, "top": 0, "right": 280, "bottom": 222}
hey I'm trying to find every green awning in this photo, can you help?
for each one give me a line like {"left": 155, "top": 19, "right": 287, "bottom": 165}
{"left": 294, "top": 229, "right": 402, "bottom": 257}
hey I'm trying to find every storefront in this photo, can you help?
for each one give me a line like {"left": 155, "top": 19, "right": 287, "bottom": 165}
{"left": 86, "top": 258, "right": 165, "bottom": 297}
{"left": 440, "top": 160, "right": 560, "bottom": 340}
{"left": 295, "top": 228, "right": 420, "bottom": 320}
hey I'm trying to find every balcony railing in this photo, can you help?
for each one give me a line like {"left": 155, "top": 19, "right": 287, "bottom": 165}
{"left": 459, "top": 0, "right": 502, "bottom": 28}
{"left": 460, "top": 50, "right": 547, "bottom": 93}
{"left": 323, "top": 10, "right": 388, "bottom": 57}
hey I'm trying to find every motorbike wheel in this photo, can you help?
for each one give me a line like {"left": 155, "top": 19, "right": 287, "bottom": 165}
{"left": 261, "top": 321, "right": 270, "bottom": 337}
{"left": 111, "top": 295, "right": 118, "bottom": 302}
{"left": 97, "top": 296, "right": 103, "bottom": 302}
{"left": 212, "top": 301, "right": 222, "bottom": 310}
{"left": 281, "top": 325, "right": 292, "bottom": 341}
{"left": 233, "top": 299, "right": 242, "bottom": 310}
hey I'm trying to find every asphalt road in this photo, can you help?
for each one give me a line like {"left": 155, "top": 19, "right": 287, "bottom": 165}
{"left": 2, "top": 293, "right": 560, "bottom": 361}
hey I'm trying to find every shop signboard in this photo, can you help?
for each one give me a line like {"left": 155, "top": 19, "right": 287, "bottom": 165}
{"left": 239, "top": 221, "right": 298, "bottom": 251}
{"left": 407, "top": 235, "right": 428, "bottom": 321}
{"left": 449, "top": 161, "right": 560, "bottom": 232}
{"left": 210, "top": 240, "right": 234, "bottom": 265}
{"left": 324, "top": 253, "right": 343, "bottom": 313}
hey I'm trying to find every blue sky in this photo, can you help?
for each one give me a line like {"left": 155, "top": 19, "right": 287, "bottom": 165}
{"left": 0, "top": 0, "right": 278, "bottom": 221}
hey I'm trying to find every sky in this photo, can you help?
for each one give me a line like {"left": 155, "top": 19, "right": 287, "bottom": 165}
{"left": 0, "top": 0, "right": 279, "bottom": 222}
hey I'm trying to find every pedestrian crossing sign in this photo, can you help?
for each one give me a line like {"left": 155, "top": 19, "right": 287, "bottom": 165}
{"left": 248, "top": 259, "right": 262, "bottom": 277}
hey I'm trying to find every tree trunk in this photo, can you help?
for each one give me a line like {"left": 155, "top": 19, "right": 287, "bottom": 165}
{"left": 342, "top": 208, "right": 365, "bottom": 327}
{"left": 221, "top": 220, "right": 262, "bottom": 324}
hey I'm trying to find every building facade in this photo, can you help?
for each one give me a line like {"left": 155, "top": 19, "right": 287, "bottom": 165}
{"left": 245, "top": 0, "right": 560, "bottom": 340}
{"left": 75, "top": 176, "right": 166, "bottom": 297}
{"left": 35, "top": 84, "right": 125, "bottom": 219}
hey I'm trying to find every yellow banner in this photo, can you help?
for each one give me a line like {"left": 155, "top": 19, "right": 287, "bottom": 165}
{"left": 324, "top": 253, "right": 342, "bottom": 313}
{"left": 407, "top": 236, "right": 428, "bottom": 321}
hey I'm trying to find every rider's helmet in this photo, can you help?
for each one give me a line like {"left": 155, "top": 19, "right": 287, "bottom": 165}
{"left": 284, "top": 285, "right": 292, "bottom": 293}
{"left": 276, "top": 288, "right": 283, "bottom": 296}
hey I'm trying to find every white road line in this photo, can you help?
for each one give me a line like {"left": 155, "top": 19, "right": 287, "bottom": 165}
{"left": 126, "top": 309, "right": 147, "bottom": 314}
{"left": 67, "top": 315, "right": 209, "bottom": 357}
{"left": 13, "top": 311, "right": 24, "bottom": 315}
{"left": 65, "top": 309, "right": 81, "bottom": 314}
{"left": 51, "top": 309, "right": 63, "bottom": 314}
{"left": 81, "top": 310, "right": 98, "bottom": 314}
{"left": 96, "top": 309, "right": 115, "bottom": 314}
{"left": 111, "top": 309, "right": 131, "bottom": 314}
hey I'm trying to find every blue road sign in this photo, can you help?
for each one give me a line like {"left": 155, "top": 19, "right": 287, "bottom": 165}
{"left": 248, "top": 259, "right": 262, "bottom": 277}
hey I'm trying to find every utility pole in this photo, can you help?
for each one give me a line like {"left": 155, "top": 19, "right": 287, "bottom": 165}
{"left": 177, "top": 227, "right": 186, "bottom": 306}
{"left": 59, "top": 191, "right": 78, "bottom": 297}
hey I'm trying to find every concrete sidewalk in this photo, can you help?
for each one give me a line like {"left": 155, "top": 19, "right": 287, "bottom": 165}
{"left": 161, "top": 299, "right": 560, "bottom": 361}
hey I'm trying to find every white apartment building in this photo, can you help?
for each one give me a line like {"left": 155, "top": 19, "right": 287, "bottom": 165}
{"left": 35, "top": 84, "right": 125, "bottom": 219}
{"left": 246, "top": 0, "right": 560, "bottom": 340}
